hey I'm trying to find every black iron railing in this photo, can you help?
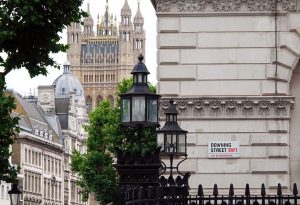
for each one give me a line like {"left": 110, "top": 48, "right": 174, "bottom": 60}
{"left": 124, "top": 183, "right": 300, "bottom": 205}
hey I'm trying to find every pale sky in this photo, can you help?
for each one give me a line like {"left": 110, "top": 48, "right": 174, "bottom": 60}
{"left": 5, "top": 0, "right": 157, "bottom": 96}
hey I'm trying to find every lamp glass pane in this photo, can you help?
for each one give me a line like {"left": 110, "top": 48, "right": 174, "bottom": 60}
{"left": 157, "top": 133, "right": 164, "bottom": 150}
{"left": 166, "top": 134, "right": 172, "bottom": 152}
{"left": 133, "top": 75, "right": 137, "bottom": 83}
{"left": 172, "top": 134, "right": 177, "bottom": 153}
{"left": 166, "top": 134, "right": 176, "bottom": 153}
{"left": 147, "top": 99, "right": 158, "bottom": 122}
{"left": 132, "top": 96, "right": 145, "bottom": 121}
{"left": 10, "top": 194, "right": 19, "bottom": 205}
{"left": 138, "top": 74, "right": 143, "bottom": 83}
{"left": 178, "top": 133, "right": 186, "bottom": 154}
{"left": 121, "top": 98, "right": 130, "bottom": 122}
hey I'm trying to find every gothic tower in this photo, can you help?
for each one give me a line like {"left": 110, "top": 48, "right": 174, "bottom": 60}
{"left": 118, "top": 0, "right": 134, "bottom": 81}
{"left": 83, "top": 3, "right": 94, "bottom": 37}
{"left": 66, "top": 0, "right": 144, "bottom": 112}
{"left": 133, "top": 0, "right": 145, "bottom": 62}
{"left": 67, "top": 22, "right": 81, "bottom": 67}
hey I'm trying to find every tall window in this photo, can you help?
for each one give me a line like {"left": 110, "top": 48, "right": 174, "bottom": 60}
{"left": 25, "top": 149, "right": 27, "bottom": 163}
{"left": 108, "top": 95, "right": 114, "bottom": 106}
{"left": 86, "top": 96, "right": 93, "bottom": 113}
{"left": 44, "top": 157, "right": 47, "bottom": 170}
{"left": 24, "top": 172, "right": 28, "bottom": 190}
{"left": 28, "top": 150, "right": 31, "bottom": 164}
{"left": 59, "top": 161, "right": 61, "bottom": 176}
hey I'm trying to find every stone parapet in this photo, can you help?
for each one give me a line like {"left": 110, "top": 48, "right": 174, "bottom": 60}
{"left": 151, "top": 0, "right": 298, "bottom": 13}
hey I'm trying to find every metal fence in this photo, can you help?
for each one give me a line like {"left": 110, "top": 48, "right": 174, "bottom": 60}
{"left": 124, "top": 183, "right": 300, "bottom": 205}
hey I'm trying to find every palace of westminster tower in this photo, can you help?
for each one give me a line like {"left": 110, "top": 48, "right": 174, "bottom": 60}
{"left": 67, "top": 0, "right": 145, "bottom": 112}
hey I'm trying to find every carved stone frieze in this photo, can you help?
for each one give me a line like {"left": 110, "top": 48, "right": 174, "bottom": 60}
{"left": 156, "top": 0, "right": 297, "bottom": 13}
{"left": 159, "top": 97, "right": 294, "bottom": 119}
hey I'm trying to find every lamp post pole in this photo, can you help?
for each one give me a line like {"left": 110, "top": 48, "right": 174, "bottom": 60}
{"left": 116, "top": 54, "right": 161, "bottom": 203}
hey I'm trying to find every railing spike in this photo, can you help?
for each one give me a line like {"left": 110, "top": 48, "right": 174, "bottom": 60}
{"left": 245, "top": 183, "right": 250, "bottom": 196}
{"left": 293, "top": 183, "right": 298, "bottom": 196}
{"left": 213, "top": 184, "right": 219, "bottom": 197}
{"left": 229, "top": 183, "right": 234, "bottom": 196}
{"left": 261, "top": 183, "right": 266, "bottom": 196}
{"left": 277, "top": 183, "right": 282, "bottom": 196}
{"left": 198, "top": 184, "right": 204, "bottom": 196}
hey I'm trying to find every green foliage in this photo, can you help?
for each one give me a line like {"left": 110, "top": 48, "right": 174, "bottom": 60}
{"left": 0, "top": 77, "right": 19, "bottom": 182}
{"left": 0, "top": 0, "right": 86, "bottom": 77}
{"left": 71, "top": 78, "right": 157, "bottom": 204}
{"left": 0, "top": 0, "right": 86, "bottom": 183}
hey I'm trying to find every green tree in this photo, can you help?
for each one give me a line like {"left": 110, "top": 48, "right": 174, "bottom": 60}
{"left": 0, "top": 0, "right": 86, "bottom": 182}
{"left": 71, "top": 78, "right": 157, "bottom": 204}
{"left": 0, "top": 78, "right": 19, "bottom": 183}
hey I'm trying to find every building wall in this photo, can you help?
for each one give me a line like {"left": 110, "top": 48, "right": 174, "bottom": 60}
{"left": 153, "top": 0, "right": 300, "bottom": 194}
{"left": 0, "top": 181, "right": 10, "bottom": 205}
{"left": 17, "top": 132, "right": 64, "bottom": 205}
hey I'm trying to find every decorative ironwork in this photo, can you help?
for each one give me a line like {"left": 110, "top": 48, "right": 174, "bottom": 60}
{"left": 124, "top": 183, "right": 300, "bottom": 205}
{"left": 115, "top": 147, "right": 161, "bottom": 186}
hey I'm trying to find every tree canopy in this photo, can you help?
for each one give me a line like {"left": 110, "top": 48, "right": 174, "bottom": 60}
{"left": 71, "top": 78, "right": 157, "bottom": 204}
{"left": 0, "top": 0, "right": 86, "bottom": 78}
{"left": 0, "top": 0, "right": 86, "bottom": 183}
{"left": 0, "top": 78, "right": 19, "bottom": 183}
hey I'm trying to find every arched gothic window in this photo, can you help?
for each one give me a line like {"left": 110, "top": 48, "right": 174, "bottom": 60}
{"left": 96, "top": 96, "right": 103, "bottom": 107}
{"left": 85, "top": 96, "right": 93, "bottom": 113}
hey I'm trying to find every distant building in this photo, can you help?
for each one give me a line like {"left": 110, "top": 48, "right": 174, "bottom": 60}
{"left": 11, "top": 61, "right": 88, "bottom": 205}
{"left": 67, "top": 0, "right": 145, "bottom": 112}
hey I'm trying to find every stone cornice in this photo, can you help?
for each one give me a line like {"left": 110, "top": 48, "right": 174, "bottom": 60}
{"left": 159, "top": 96, "right": 295, "bottom": 120}
{"left": 151, "top": 0, "right": 298, "bottom": 13}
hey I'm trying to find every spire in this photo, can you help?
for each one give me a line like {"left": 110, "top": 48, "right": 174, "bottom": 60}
{"left": 83, "top": 1, "right": 93, "bottom": 35}
{"left": 105, "top": 0, "right": 109, "bottom": 26}
{"left": 84, "top": 2, "right": 93, "bottom": 21}
{"left": 134, "top": 0, "right": 144, "bottom": 24}
{"left": 121, "top": 0, "right": 132, "bottom": 16}
{"left": 87, "top": 2, "right": 90, "bottom": 14}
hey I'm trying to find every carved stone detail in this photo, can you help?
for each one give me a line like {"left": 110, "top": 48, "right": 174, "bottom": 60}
{"left": 156, "top": 0, "right": 297, "bottom": 12}
{"left": 159, "top": 97, "right": 294, "bottom": 119}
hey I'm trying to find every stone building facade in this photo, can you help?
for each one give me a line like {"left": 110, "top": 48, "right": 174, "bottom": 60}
{"left": 67, "top": 0, "right": 145, "bottom": 112}
{"left": 151, "top": 0, "right": 300, "bottom": 194}
{"left": 0, "top": 180, "right": 10, "bottom": 204}
{"left": 11, "top": 62, "right": 88, "bottom": 205}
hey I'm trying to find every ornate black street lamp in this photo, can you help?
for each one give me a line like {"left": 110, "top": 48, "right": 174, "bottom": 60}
{"left": 157, "top": 99, "right": 188, "bottom": 176}
{"left": 120, "top": 54, "right": 161, "bottom": 151}
{"left": 8, "top": 183, "right": 22, "bottom": 205}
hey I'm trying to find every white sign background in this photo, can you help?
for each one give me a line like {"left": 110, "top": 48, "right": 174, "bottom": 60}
{"left": 208, "top": 141, "right": 240, "bottom": 158}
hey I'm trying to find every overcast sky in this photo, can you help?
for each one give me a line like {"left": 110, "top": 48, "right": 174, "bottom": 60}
{"left": 5, "top": 0, "right": 157, "bottom": 96}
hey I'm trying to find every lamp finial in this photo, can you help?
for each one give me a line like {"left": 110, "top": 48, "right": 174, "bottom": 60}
{"left": 138, "top": 54, "right": 144, "bottom": 62}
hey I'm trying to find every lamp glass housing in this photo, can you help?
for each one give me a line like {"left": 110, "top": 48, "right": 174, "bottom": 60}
{"left": 119, "top": 55, "right": 160, "bottom": 127}
{"left": 157, "top": 131, "right": 187, "bottom": 156}
{"left": 10, "top": 194, "right": 20, "bottom": 205}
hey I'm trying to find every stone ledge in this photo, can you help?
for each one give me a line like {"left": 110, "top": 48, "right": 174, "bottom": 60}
{"left": 159, "top": 96, "right": 294, "bottom": 119}
{"left": 153, "top": 0, "right": 297, "bottom": 13}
